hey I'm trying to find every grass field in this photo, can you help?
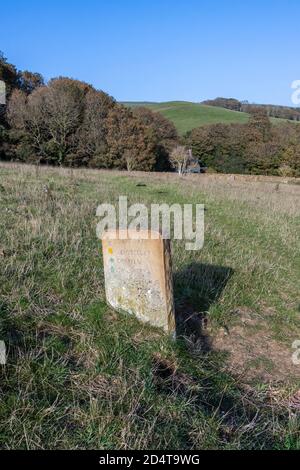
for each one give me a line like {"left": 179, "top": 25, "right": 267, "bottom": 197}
{"left": 0, "top": 163, "right": 300, "bottom": 449}
{"left": 123, "top": 101, "right": 294, "bottom": 134}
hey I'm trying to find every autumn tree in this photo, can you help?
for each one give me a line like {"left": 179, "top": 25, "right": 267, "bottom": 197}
{"left": 43, "top": 78, "right": 89, "bottom": 165}
{"left": 202, "top": 97, "right": 242, "bottom": 111}
{"left": 279, "top": 143, "right": 300, "bottom": 176}
{"left": 1, "top": 52, "right": 44, "bottom": 97}
{"left": 76, "top": 89, "right": 116, "bottom": 167}
{"left": 247, "top": 107, "right": 271, "bottom": 142}
{"left": 106, "top": 105, "right": 156, "bottom": 171}
{"left": 8, "top": 87, "right": 48, "bottom": 162}
{"left": 187, "top": 123, "right": 246, "bottom": 172}
{"left": 8, "top": 78, "right": 89, "bottom": 164}
{"left": 133, "top": 106, "right": 179, "bottom": 170}
{"left": 18, "top": 71, "right": 44, "bottom": 94}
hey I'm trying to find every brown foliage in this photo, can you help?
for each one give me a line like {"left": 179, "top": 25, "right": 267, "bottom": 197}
{"left": 133, "top": 106, "right": 179, "bottom": 170}
{"left": 202, "top": 97, "right": 242, "bottom": 111}
{"left": 187, "top": 111, "right": 300, "bottom": 176}
{"left": 7, "top": 78, "right": 159, "bottom": 170}
{"left": 106, "top": 105, "right": 156, "bottom": 171}
{"left": 2, "top": 52, "right": 300, "bottom": 176}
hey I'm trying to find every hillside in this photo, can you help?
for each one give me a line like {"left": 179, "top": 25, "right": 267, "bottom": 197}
{"left": 123, "top": 101, "right": 293, "bottom": 134}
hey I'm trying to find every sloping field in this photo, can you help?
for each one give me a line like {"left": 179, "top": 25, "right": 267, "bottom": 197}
{"left": 123, "top": 101, "right": 294, "bottom": 134}
{"left": 0, "top": 163, "right": 300, "bottom": 449}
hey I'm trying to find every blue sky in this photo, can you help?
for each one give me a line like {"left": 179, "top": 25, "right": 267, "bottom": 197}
{"left": 0, "top": 0, "right": 299, "bottom": 105}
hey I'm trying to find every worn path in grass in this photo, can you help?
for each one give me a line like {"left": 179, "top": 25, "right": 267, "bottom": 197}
{"left": 0, "top": 163, "right": 299, "bottom": 449}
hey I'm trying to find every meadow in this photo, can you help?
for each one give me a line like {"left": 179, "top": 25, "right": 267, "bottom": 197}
{"left": 123, "top": 101, "right": 294, "bottom": 134}
{"left": 0, "top": 163, "right": 300, "bottom": 449}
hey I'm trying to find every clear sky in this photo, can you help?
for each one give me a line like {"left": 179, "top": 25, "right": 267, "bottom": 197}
{"left": 0, "top": 0, "right": 299, "bottom": 105}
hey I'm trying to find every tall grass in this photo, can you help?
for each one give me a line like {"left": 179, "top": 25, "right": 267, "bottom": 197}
{"left": 0, "top": 163, "right": 299, "bottom": 449}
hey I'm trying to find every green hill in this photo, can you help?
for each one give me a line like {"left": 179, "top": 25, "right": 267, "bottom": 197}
{"left": 122, "top": 101, "right": 292, "bottom": 135}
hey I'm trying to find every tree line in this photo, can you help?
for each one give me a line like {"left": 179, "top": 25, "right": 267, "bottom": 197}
{"left": 0, "top": 53, "right": 178, "bottom": 171}
{"left": 202, "top": 97, "right": 300, "bottom": 122}
{"left": 0, "top": 53, "right": 299, "bottom": 176}
{"left": 187, "top": 108, "right": 300, "bottom": 176}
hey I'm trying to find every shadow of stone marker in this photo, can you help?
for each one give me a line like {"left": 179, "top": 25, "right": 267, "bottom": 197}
{"left": 102, "top": 229, "right": 175, "bottom": 333}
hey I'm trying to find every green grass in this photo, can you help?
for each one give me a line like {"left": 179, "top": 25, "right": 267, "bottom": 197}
{"left": 0, "top": 163, "right": 300, "bottom": 449}
{"left": 122, "top": 101, "right": 295, "bottom": 134}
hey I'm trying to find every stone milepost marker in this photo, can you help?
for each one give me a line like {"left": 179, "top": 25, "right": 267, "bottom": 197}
{"left": 102, "top": 230, "right": 175, "bottom": 333}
